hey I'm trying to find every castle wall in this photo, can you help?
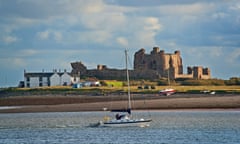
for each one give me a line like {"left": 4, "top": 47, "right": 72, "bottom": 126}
{"left": 186, "top": 66, "right": 211, "bottom": 79}
{"left": 87, "top": 69, "right": 126, "bottom": 80}
{"left": 175, "top": 74, "right": 193, "bottom": 79}
{"left": 71, "top": 47, "right": 211, "bottom": 80}
{"left": 83, "top": 69, "right": 159, "bottom": 80}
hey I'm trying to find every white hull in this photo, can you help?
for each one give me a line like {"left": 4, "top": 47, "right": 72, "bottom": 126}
{"left": 99, "top": 119, "right": 152, "bottom": 127}
{"left": 159, "top": 88, "right": 176, "bottom": 96}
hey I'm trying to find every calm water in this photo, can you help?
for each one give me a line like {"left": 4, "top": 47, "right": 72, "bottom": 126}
{"left": 0, "top": 110, "right": 239, "bottom": 144}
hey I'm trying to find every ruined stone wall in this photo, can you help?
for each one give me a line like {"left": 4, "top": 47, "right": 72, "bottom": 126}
{"left": 87, "top": 69, "right": 126, "bottom": 80}
{"left": 186, "top": 66, "right": 211, "bottom": 79}
{"left": 77, "top": 68, "right": 159, "bottom": 80}
{"left": 134, "top": 47, "right": 183, "bottom": 79}
{"left": 71, "top": 61, "right": 87, "bottom": 75}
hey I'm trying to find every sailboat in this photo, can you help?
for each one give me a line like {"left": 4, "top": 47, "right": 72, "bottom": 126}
{"left": 97, "top": 49, "right": 152, "bottom": 127}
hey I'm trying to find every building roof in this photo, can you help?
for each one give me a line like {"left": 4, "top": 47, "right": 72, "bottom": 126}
{"left": 24, "top": 72, "right": 71, "bottom": 77}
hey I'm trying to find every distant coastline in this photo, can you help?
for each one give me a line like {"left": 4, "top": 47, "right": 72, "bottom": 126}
{"left": 0, "top": 93, "right": 239, "bottom": 113}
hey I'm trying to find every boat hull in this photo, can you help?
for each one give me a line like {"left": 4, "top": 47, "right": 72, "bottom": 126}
{"left": 99, "top": 119, "right": 152, "bottom": 127}
{"left": 159, "top": 88, "right": 176, "bottom": 96}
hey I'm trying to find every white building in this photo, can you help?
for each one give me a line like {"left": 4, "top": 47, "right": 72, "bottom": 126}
{"left": 24, "top": 70, "right": 73, "bottom": 88}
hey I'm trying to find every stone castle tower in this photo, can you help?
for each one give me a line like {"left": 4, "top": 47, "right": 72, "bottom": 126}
{"left": 134, "top": 47, "right": 183, "bottom": 79}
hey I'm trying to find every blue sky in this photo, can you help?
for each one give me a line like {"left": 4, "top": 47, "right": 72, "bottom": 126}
{"left": 0, "top": 0, "right": 240, "bottom": 87}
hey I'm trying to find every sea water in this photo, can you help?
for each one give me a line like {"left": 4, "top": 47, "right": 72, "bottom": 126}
{"left": 0, "top": 110, "right": 239, "bottom": 144}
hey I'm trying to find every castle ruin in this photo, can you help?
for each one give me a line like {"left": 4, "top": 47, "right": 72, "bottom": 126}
{"left": 71, "top": 47, "right": 211, "bottom": 80}
{"left": 134, "top": 47, "right": 183, "bottom": 79}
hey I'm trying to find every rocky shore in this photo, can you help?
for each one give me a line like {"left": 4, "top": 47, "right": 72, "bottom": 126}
{"left": 0, "top": 93, "right": 239, "bottom": 113}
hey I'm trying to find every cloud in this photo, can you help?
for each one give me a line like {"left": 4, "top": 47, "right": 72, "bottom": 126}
{"left": 76, "top": 30, "right": 111, "bottom": 44}
{"left": 229, "top": 3, "right": 240, "bottom": 11}
{"left": 19, "top": 49, "right": 39, "bottom": 57}
{"left": 0, "top": 48, "right": 39, "bottom": 62}
{"left": 36, "top": 30, "right": 62, "bottom": 42}
{"left": 106, "top": 0, "right": 205, "bottom": 7}
{"left": 12, "top": 58, "right": 26, "bottom": 67}
{"left": 144, "top": 17, "right": 162, "bottom": 31}
{"left": 114, "top": 17, "right": 162, "bottom": 48}
{"left": 2, "top": 35, "right": 18, "bottom": 44}
{"left": 37, "top": 30, "right": 50, "bottom": 40}
{"left": 0, "top": 57, "right": 26, "bottom": 69}
{"left": 125, "top": 16, "right": 162, "bottom": 48}
{"left": 116, "top": 37, "right": 128, "bottom": 47}
{"left": 81, "top": 0, "right": 104, "bottom": 13}
{"left": 53, "top": 31, "right": 62, "bottom": 42}
{"left": 209, "top": 47, "right": 223, "bottom": 57}
{"left": 228, "top": 48, "right": 240, "bottom": 64}
{"left": 158, "top": 3, "right": 214, "bottom": 16}
{"left": 1, "top": 0, "right": 163, "bottom": 48}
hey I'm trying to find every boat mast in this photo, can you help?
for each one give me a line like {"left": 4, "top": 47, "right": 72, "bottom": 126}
{"left": 167, "top": 68, "right": 170, "bottom": 86}
{"left": 125, "top": 49, "right": 131, "bottom": 110}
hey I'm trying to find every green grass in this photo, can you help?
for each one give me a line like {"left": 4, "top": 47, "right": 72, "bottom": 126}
{"left": 1, "top": 85, "right": 240, "bottom": 96}
{"left": 126, "top": 85, "right": 240, "bottom": 93}
{"left": 103, "top": 80, "right": 123, "bottom": 87}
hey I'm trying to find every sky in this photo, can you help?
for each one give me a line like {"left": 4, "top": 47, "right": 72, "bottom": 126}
{"left": 0, "top": 0, "right": 240, "bottom": 87}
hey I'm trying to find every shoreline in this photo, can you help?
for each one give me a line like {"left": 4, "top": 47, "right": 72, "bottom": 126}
{"left": 0, "top": 94, "right": 239, "bottom": 113}
{"left": 0, "top": 106, "right": 239, "bottom": 113}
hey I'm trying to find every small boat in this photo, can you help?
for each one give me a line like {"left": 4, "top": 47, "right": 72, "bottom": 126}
{"left": 97, "top": 49, "right": 152, "bottom": 127}
{"left": 159, "top": 88, "right": 176, "bottom": 96}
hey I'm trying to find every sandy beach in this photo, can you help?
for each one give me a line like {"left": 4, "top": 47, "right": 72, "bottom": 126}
{"left": 0, "top": 94, "right": 240, "bottom": 113}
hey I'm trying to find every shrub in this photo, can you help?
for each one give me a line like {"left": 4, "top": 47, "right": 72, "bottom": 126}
{"left": 225, "top": 77, "right": 240, "bottom": 85}
{"left": 181, "top": 79, "right": 225, "bottom": 86}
